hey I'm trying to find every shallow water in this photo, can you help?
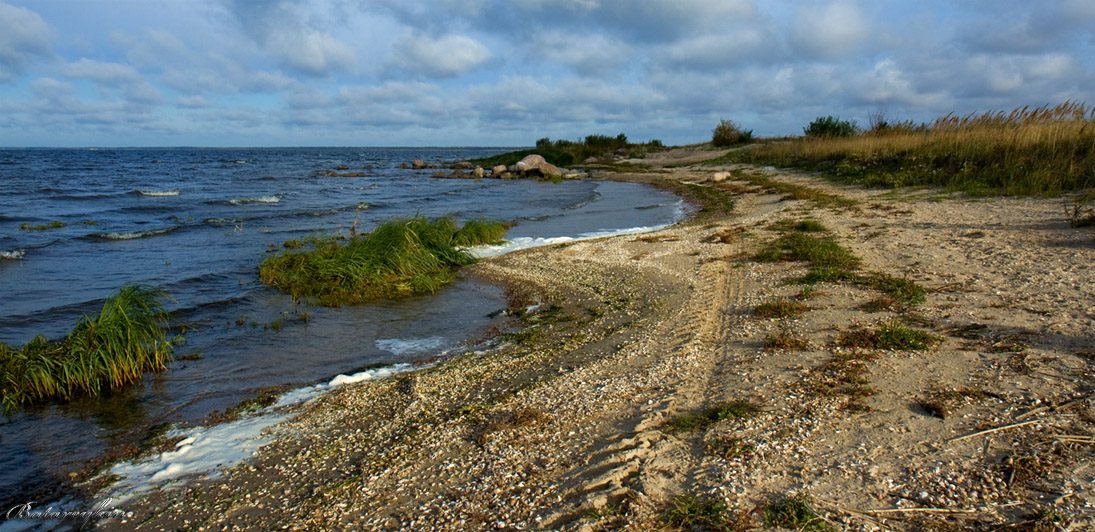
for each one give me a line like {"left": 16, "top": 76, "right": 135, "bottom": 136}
{"left": 0, "top": 147, "right": 684, "bottom": 508}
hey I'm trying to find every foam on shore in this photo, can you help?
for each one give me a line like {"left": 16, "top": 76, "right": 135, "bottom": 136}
{"left": 468, "top": 223, "right": 672, "bottom": 258}
{"left": 104, "top": 363, "right": 416, "bottom": 501}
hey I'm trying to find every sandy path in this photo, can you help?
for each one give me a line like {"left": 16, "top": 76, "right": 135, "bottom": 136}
{"left": 94, "top": 162, "right": 1095, "bottom": 531}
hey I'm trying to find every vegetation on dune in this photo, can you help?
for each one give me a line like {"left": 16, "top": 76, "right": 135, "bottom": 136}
{"left": 1, "top": 284, "right": 177, "bottom": 413}
{"left": 725, "top": 102, "right": 1095, "bottom": 195}
{"left": 711, "top": 119, "right": 754, "bottom": 147}
{"left": 468, "top": 133, "right": 665, "bottom": 168}
{"left": 259, "top": 215, "right": 508, "bottom": 306}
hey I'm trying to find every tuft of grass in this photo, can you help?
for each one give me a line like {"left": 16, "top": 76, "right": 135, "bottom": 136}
{"left": 861, "top": 272, "right": 927, "bottom": 305}
{"left": 764, "top": 493, "right": 832, "bottom": 531}
{"left": 473, "top": 406, "right": 547, "bottom": 446}
{"left": 0, "top": 284, "right": 177, "bottom": 413}
{"left": 812, "top": 351, "right": 879, "bottom": 411}
{"left": 20, "top": 220, "right": 66, "bottom": 230}
{"left": 668, "top": 400, "right": 760, "bottom": 432}
{"left": 837, "top": 319, "right": 941, "bottom": 351}
{"left": 260, "top": 215, "right": 507, "bottom": 306}
{"left": 754, "top": 300, "right": 809, "bottom": 319}
{"left": 755, "top": 232, "right": 861, "bottom": 271}
{"left": 662, "top": 495, "right": 755, "bottom": 532}
{"left": 764, "top": 327, "right": 811, "bottom": 351}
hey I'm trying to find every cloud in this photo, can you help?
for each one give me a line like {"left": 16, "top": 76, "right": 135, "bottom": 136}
{"left": 60, "top": 58, "right": 162, "bottom": 104}
{"left": 791, "top": 1, "right": 870, "bottom": 59}
{"left": 0, "top": 2, "right": 53, "bottom": 81}
{"left": 229, "top": 0, "right": 355, "bottom": 76}
{"left": 177, "top": 95, "right": 214, "bottom": 108}
{"left": 393, "top": 33, "right": 491, "bottom": 78}
{"left": 525, "top": 31, "right": 634, "bottom": 76}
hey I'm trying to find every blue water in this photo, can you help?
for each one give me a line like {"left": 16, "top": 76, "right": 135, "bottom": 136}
{"left": 0, "top": 148, "right": 683, "bottom": 507}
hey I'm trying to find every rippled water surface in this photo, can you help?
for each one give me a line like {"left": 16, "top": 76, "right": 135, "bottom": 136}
{"left": 0, "top": 147, "right": 684, "bottom": 506}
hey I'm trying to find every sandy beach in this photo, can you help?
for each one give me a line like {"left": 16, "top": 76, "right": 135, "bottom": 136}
{"left": 95, "top": 153, "right": 1095, "bottom": 531}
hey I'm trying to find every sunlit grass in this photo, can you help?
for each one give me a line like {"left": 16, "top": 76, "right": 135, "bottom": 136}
{"left": 726, "top": 101, "right": 1095, "bottom": 195}
{"left": 259, "top": 215, "right": 508, "bottom": 306}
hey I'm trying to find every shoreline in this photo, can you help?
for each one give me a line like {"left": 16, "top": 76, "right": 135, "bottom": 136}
{"left": 65, "top": 152, "right": 1095, "bottom": 530}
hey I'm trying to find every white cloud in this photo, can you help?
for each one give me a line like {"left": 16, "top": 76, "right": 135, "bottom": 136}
{"left": 177, "top": 95, "right": 214, "bottom": 108}
{"left": 791, "top": 1, "right": 870, "bottom": 59}
{"left": 526, "top": 31, "right": 634, "bottom": 75}
{"left": 265, "top": 29, "right": 355, "bottom": 76}
{"left": 394, "top": 33, "right": 491, "bottom": 78}
{"left": 0, "top": 2, "right": 53, "bottom": 81}
{"left": 61, "top": 58, "right": 141, "bottom": 84}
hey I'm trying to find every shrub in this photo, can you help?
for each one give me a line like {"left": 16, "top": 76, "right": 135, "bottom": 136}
{"left": 712, "top": 119, "right": 754, "bottom": 147}
{"left": 804, "top": 116, "right": 859, "bottom": 138}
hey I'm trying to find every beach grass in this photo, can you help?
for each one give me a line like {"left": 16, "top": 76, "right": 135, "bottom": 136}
{"left": 259, "top": 215, "right": 508, "bottom": 306}
{"left": 723, "top": 102, "right": 1095, "bottom": 196}
{"left": 0, "top": 284, "right": 176, "bottom": 413}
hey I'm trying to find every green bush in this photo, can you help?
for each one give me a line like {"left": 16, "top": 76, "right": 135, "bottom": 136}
{"left": 712, "top": 119, "right": 754, "bottom": 147}
{"left": 804, "top": 116, "right": 859, "bottom": 138}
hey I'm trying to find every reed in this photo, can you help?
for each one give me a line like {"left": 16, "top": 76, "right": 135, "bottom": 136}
{"left": 729, "top": 101, "right": 1095, "bottom": 195}
{"left": 259, "top": 215, "right": 508, "bottom": 306}
{"left": 1, "top": 284, "right": 175, "bottom": 413}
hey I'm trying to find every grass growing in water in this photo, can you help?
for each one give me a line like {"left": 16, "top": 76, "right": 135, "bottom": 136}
{"left": 0, "top": 284, "right": 177, "bottom": 413}
{"left": 260, "top": 215, "right": 508, "bottom": 306}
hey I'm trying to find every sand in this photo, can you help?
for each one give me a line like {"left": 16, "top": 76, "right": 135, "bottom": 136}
{"left": 93, "top": 154, "right": 1095, "bottom": 531}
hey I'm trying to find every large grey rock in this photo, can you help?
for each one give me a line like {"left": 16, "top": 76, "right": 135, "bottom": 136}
{"left": 515, "top": 154, "right": 561, "bottom": 177}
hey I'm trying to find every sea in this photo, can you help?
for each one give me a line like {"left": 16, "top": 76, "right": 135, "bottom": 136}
{"left": 0, "top": 147, "right": 685, "bottom": 513}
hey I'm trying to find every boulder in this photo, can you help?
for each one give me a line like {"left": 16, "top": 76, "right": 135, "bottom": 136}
{"left": 491, "top": 165, "right": 507, "bottom": 175}
{"left": 515, "top": 154, "right": 561, "bottom": 177}
{"left": 472, "top": 166, "right": 485, "bottom": 179}
{"left": 411, "top": 159, "right": 438, "bottom": 169}
{"left": 452, "top": 161, "right": 474, "bottom": 170}
{"left": 710, "top": 171, "right": 732, "bottom": 183}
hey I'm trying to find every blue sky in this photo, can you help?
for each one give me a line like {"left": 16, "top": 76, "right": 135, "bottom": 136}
{"left": 1, "top": 0, "right": 1093, "bottom": 147}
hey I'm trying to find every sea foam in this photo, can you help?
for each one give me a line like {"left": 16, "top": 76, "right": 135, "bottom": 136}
{"left": 135, "top": 189, "right": 180, "bottom": 197}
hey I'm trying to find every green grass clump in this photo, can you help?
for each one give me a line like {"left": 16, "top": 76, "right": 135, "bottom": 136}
{"left": 755, "top": 232, "right": 861, "bottom": 271}
{"left": 837, "top": 319, "right": 941, "bottom": 351}
{"left": 20, "top": 221, "right": 66, "bottom": 230}
{"left": 660, "top": 182, "right": 735, "bottom": 222}
{"left": 259, "top": 215, "right": 507, "bottom": 306}
{"left": 662, "top": 494, "right": 756, "bottom": 532}
{"left": 764, "top": 493, "right": 831, "bottom": 531}
{"left": 861, "top": 273, "right": 927, "bottom": 305}
{"left": 468, "top": 133, "right": 666, "bottom": 168}
{"left": 0, "top": 284, "right": 176, "bottom": 413}
{"left": 668, "top": 400, "right": 759, "bottom": 432}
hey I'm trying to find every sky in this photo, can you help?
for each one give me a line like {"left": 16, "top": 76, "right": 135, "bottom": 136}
{"left": 0, "top": 0, "right": 1093, "bottom": 147}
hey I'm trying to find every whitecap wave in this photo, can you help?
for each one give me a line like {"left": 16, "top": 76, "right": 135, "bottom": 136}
{"left": 228, "top": 196, "right": 280, "bottom": 205}
{"left": 135, "top": 189, "right": 180, "bottom": 197}
{"left": 94, "top": 227, "right": 177, "bottom": 240}
{"left": 1, "top": 249, "right": 25, "bottom": 260}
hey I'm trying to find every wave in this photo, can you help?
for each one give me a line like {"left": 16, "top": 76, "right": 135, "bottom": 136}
{"left": 210, "top": 195, "right": 281, "bottom": 206}
{"left": 88, "top": 227, "right": 180, "bottom": 241}
{"left": 1, "top": 250, "right": 24, "bottom": 260}
{"left": 375, "top": 336, "right": 446, "bottom": 356}
{"left": 134, "top": 189, "right": 181, "bottom": 197}
{"left": 563, "top": 188, "right": 602, "bottom": 210}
